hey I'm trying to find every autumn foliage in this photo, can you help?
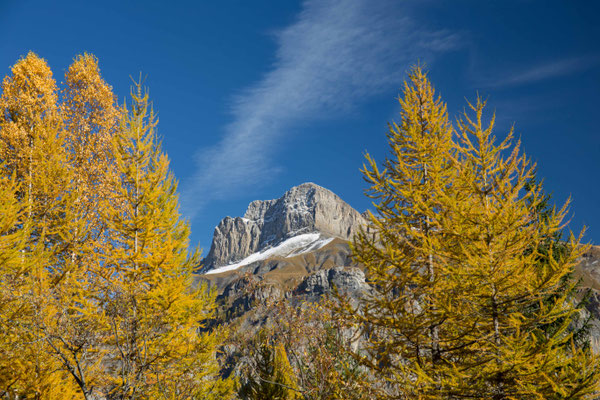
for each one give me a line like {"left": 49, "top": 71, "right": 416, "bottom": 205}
{"left": 0, "top": 52, "right": 233, "bottom": 400}
{"left": 343, "top": 66, "right": 600, "bottom": 399}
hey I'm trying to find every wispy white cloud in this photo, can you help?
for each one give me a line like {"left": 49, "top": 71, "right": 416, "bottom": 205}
{"left": 479, "top": 55, "right": 600, "bottom": 88}
{"left": 182, "top": 0, "right": 460, "bottom": 217}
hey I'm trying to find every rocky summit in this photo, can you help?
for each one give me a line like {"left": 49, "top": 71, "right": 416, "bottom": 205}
{"left": 201, "top": 182, "right": 366, "bottom": 273}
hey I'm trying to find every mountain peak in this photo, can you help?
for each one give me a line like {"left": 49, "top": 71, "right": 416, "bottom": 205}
{"left": 243, "top": 182, "right": 327, "bottom": 220}
{"left": 202, "top": 183, "right": 365, "bottom": 272}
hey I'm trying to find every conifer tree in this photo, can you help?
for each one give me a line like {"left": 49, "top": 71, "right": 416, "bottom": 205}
{"left": 346, "top": 67, "right": 600, "bottom": 399}
{"left": 60, "top": 52, "right": 118, "bottom": 268}
{"left": 0, "top": 52, "right": 81, "bottom": 399}
{"left": 239, "top": 331, "right": 300, "bottom": 400}
{"left": 62, "top": 52, "right": 118, "bottom": 220}
{"left": 430, "top": 97, "right": 599, "bottom": 399}
{"left": 342, "top": 66, "right": 456, "bottom": 397}
{"left": 0, "top": 52, "right": 69, "bottom": 237}
{"left": 41, "top": 53, "right": 119, "bottom": 399}
{"left": 101, "top": 79, "right": 234, "bottom": 399}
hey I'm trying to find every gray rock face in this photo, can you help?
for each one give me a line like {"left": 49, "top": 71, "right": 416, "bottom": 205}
{"left": 204, "top": 217, "right": 262, "bottom": 272}
{"left": 203, "top": 183, "right": 366, "bottom": 271}
{"left": 296, "top": 267, "right": 368, "bottom": 297}
{"left": 216, "top": 275, "right": 284, "bottom": 318}
{"left": 575, "top": 246, "right": 600, "bottom": 353}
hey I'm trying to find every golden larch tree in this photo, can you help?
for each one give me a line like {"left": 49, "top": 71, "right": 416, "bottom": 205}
{"left": 430, "top": 97, "right": 600, "bottom": 399}
{"left": 342, "top": 66, "right": 457, "bottom": 398}
{"left": 0, "top": 52, "right": 81, "bottom": 400}
{"left": 62, "top": 52, "right": 118, "bottom": 213}
{"left": 0, "top": 52, "right": 68, "bottom": 233}
{"left": 41, "top": 53, "right": 120, "bottom": 399}
{"left": 101, "top": 79, "right": 234, "bottom": 399}
{"left": 347, "top": 66, "right": 599, "bottom": 399}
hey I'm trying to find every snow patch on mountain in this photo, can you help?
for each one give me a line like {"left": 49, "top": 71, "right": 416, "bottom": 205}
{"left": 205, "top": 233, "right": 334, "bottom": 275}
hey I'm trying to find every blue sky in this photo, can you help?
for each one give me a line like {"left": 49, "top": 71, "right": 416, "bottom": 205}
{"left": 1, "top": 0, "right": 599, "bottom": 250}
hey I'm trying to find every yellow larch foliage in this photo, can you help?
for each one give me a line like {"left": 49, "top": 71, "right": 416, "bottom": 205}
{"left": 0, "top": 52, "right": 81, "bottom": 399}
{"left": 429, "top": 97, "right": 600, "bottom": 399}
{"left": 40, "top": 54, "right": 119, "bottom": 399}
{"left": 0, "top": 173, "right": 35, "bottom": 396}
{"left": 0, "top": 52, "right": 68, "bottom": 230}
{"left": 273, "top": 343, "right": 300, "bottom": 398}
{"left": 101, "top": 79, "right": 234, "bottom": 399}
{"left": 346, "top": 67, "right": 600, "bottom": 399}
{"left": 344, "top": 66, "right": 456, "bottom": 398}
{"left": 277, "top": 301, "right": 371, "bottom": 400}
{"left": 62, "top": 52, "right": 118, "bottom": 206}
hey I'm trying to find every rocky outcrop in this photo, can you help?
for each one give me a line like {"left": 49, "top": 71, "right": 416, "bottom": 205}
{"left": 204, "top": 217, "right": 262, "bottom": 272}
{"left": 216, "top": 275, "right": 284, "bottom": 319}
{"left": 296, "top": 267, "right": 368, "bottom": 297}
{"left": 573, "top": 246, "right": 600, "bottom": 353}
{"left": 203, "top": 182, "right": 366, "bottom": 271}
{"left": 576, "top": 246, "right": 600, "bottom": 290}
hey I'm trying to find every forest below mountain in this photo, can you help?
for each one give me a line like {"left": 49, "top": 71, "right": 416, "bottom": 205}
{"left": 0, "top": 52, "right": 598, "bottom": 399}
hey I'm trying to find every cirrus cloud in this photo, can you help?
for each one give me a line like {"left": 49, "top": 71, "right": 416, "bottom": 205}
{"left": 182, "top": 0, "right": 460, "bottom": 218}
